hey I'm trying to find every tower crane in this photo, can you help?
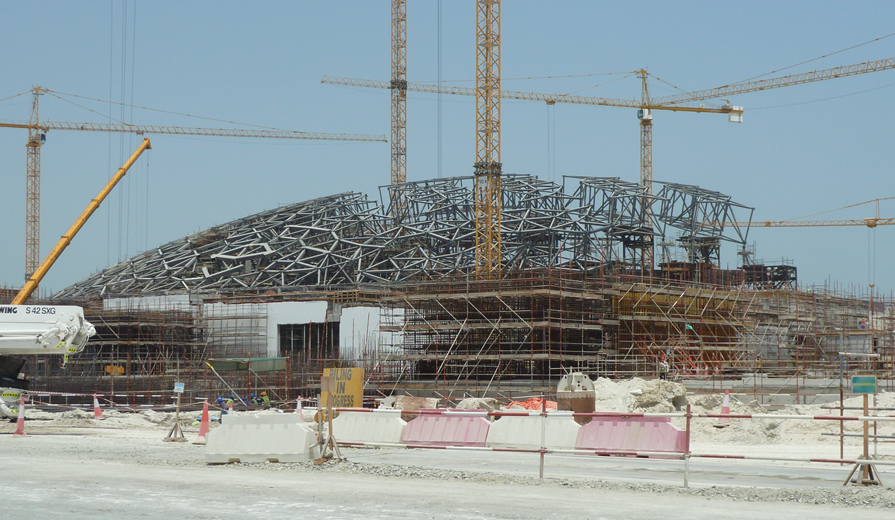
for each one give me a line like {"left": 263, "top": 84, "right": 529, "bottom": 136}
{"left": 1, "top": 86, "right": 387, "bottom": 293}
{"left": 322, "top": 72, "right": 741, "bottom": 273}
{"left": 324, "top": 55, "right": 895, "bottom": 273}
{"left": 475, "top": 0, "right": 501, "bottom": 278}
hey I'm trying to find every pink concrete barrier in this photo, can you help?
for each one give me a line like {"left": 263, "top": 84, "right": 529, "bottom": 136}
{"left": 575, "top": 416, "right": 686, "bottom": 453}
{"left": 401, "top": 409, "right": 490, "bottom": 447}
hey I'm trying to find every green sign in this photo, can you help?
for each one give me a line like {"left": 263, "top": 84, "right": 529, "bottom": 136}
{"left": 852, "top": 375, "right": 877, "bottom": 394}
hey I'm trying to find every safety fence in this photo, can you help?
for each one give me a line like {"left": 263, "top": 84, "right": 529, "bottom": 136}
{"left": 317, "top": 405, "right": 895, "bottom": 487}
{"left": 22, "top": 390, "right": 211, "bottom": 410}
{"left": 15, "top": 390, "right": 895, "bottom": 486}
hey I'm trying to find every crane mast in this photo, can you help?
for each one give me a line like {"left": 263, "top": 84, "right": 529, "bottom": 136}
{"left": 638, "top": 71, "right": 654, "bottom": 274}
{"left": 25, "top": 88, "right": 44, "bottom": 284}
{"left": 390, "top": 0, "right": 408, "bottom": 219}
{"left": 474, "top": 0, "right": 502, "bottom": 278}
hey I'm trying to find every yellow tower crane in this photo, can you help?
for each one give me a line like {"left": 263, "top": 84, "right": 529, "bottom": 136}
{"left": 324, "top": 55, "right": 895, "bottom": 272}
{"left": 0, "top": 87, "right": 387, "bottom": 294}
{"left": 323, "top": 73, "right": 740, "bottom": 273}
{"left": 475, "top": 0, "right": 502, "bottom": 278}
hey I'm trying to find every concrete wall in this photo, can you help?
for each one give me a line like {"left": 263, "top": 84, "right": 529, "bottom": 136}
{"left": 266, "top": 301, "right": 328, "bottom": 357}
{"left": 102, "top": 297, "right": 404, "bottom": 361}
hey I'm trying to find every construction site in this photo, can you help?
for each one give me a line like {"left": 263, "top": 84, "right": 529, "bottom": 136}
{"left": 7, "top": 4, "right": 895, "bottom": 517}
{"left": 2, "top": 0, "right": 894, "bottom": 408}
{"left": 4, "top": 175, "right": 892, "bottom": 405}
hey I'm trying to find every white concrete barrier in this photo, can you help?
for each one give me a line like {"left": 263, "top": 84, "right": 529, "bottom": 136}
{"left": 205, "top": 413, "right": 316, "bottom": 464}
{"left": 486, "top": 412, "right": 580, "bottom": 451}
{"left": 331, "top": 409, "right": 407, "bottom": 445}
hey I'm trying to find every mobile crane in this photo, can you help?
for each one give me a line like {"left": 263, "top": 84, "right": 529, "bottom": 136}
{"left": 0, "top": 139, "right": 150, "bottom": 418}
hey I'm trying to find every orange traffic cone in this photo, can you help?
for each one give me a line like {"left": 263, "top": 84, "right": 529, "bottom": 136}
{"left": 714, "top": 389, "right": 731, "bottom": 428}
{"left": 13, "top": 396, "right": 26, "bottom": 437}
{"left": 194, "top": 400, "right": 210, "bottom": 445}
{"left": 93, "top": 394, "right": 103, "bottom": 420}
{"left": 227, "top": 402, "right": 234, "bottom": 416}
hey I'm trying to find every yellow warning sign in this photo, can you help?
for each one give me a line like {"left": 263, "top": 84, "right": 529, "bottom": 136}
{"left": 320, "top": 368, "right": 364, "bottom": 408}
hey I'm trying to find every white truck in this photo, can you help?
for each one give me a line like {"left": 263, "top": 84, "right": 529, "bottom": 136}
{"left": 0, "top": 305, "right": 95, "bottom": 418}
{"left": 0, "top": 139, "right": 150, "bottom": 419}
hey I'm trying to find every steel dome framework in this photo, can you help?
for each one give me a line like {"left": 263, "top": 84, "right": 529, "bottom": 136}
{"left": 55, "top": 175, "right": 752, "bottom": 299}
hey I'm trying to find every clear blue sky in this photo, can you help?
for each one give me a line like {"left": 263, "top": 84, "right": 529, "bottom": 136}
{"left": 1, "top": 1, "right": 894, "bottom": 297}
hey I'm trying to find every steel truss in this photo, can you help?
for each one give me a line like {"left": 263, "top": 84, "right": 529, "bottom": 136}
{"left": 55, "top": 175, "right": 751, "bottom": 299}
{"left": 653, "top": 181, "right": 753, "bottom": 266}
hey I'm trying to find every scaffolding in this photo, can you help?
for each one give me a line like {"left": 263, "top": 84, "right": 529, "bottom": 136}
{"left": 18, "top": 276, "right": 895, "bottom": 406}
{"left": 21, "top": 298, "right": 205, "bottom": 407}
{"left": 30, "top": 174, "right": 892, "bottom": 402}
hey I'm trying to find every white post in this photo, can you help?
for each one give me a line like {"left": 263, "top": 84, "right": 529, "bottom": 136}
{"left": 539, "top": 395, "right": 547, "bottom": 479}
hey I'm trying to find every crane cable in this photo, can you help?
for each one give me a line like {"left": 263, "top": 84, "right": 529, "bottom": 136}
{"left": 784, "top": 197, "right": 895, "bottom": 222}
{"left": 107, "top": 0, "right": 114, "bottom": 267}
{"left": 47, "top": 88, "right": 289, "bottom": 132}
{"left": 116, "top": 0, "right": 128, "bottom": 263}
{"left": 0, "top": 89, "right": 32, "bottom": 104}
{"left": 733, "top": 32, "right": 895, "bottom": 85}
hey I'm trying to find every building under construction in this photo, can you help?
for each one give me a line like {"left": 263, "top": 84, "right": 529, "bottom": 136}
{"left": 14, "top": 174, "right": 890, "bottom": 405}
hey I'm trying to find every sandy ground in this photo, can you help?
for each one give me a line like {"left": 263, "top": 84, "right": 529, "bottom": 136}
{"left": 3, "top": 388, "right": 895, "bottom": 520}
{"left": 2, "top": 421, "right": 894, "bottom": 520}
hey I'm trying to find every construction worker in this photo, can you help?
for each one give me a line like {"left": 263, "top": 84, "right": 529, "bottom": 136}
{"left": 260, "top": 391, "right": 270, "bottom": 408}
{"left": 216, "top": 397, "right": 228, "bottom": 414}
{"left": 659, "top": 358, "right": 669, "bottom": 380}
{"left": 225, "top": 394, "right": 236, "bottom": 409}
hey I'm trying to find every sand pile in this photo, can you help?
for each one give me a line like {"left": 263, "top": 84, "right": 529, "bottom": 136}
{"left": 574, "top": 377, "right": 895, "bottom": 447}
{"left": 592, "top": 377, "right": 688, "bottom": 413}
{"left": 455, "top": 397, "right": 500, "bottom": 412}
{"left": 687, "top": 390, "right": 895, "bottom": 446}
{"left": 51, "top": 409, "right": 97, "bottom": 427}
